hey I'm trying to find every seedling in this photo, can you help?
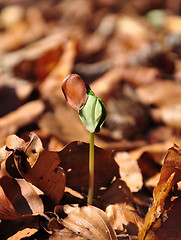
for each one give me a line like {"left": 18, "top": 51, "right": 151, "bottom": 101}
{"left": 62, "top": 74, "right": 106, "bottom": 205}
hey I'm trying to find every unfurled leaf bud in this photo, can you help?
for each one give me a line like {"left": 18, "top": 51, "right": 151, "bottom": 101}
{"left": 79, "top": 90, "right": 106, "bottom": 133}
{"left": 62, "top": 74, "right": 88, "bottom": 111}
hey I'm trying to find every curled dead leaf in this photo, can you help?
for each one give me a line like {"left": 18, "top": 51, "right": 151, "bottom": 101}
{"left": 0, "top": 136, "right": 24, "bottom": 178}
{"left": 12, "top": 133, "right": 66, "bottom": 204}
{"left": 60, "top": 205, "right": 117, "bottom": 240}
{"left": 139, "top": 144, "right": 181, "bottom": 239}
{"left": 0, "top": 176, "right": 44, "bottom": 220}
{"left": 103, "top": 179, "right": 144, "bottom": 236}
{"left": 138, "top": 173, "right": 176, "bottom": 240}
{"left": 157, "top": 144, "right": 181, "bottom": 186}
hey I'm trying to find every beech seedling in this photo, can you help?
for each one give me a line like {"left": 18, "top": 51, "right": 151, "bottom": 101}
{"left": 62, "top": 74, "right": 106, "bottom": 205}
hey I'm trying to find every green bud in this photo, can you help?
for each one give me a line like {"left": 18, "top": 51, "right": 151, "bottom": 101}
{"left": 79, "top": 90, "right": 106, "bottom": 133}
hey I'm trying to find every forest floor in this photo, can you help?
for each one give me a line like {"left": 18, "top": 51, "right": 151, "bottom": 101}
{"left": 0, "top": 0, "right": 181, "bottom": 239}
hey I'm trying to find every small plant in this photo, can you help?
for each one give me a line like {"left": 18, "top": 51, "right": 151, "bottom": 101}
{"left": 62, "top": 74, "right": 106, "bottom": 205}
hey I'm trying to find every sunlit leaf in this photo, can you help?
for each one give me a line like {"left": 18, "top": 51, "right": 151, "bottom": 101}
{"left": 60, "top": 205, "right": 117, "bottom": 240}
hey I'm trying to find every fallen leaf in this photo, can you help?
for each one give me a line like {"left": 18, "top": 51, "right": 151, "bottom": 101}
{"left": 136, "top": 80, "right": 181, "bottom": 107}
{"left": 50, "top": 229, "right": 84, "bottom": 240}
{"left": 130, "top": 142, "right": 170, "bottom": 179}
{"left": 7, "top": 225, "right": 38, "bottom": 240}
{"left": 115, "top": 15, "right": 149, "bottom": 48}
{"left": 59, "top": 141, "right": 119, "bottom": 195}
{"left": 138, "top": 173, "right": 176, "bottom": 240}
{"left": 59, "top": 205, "right": 117, "bottom": 240}
{"left": 0, "top": 216, "right": 40, "bottom": 240}
{"left": 13, "top": 132, "right": 66, "bottom": 204}
{"left": 0, "top": 176, "right": 44, "bottom": 220}
{"left": 5, "top": 133, "right": 26, "bottom": 152}
{"left": 40, "top": 38, "right": 78, "bottom": 100}
{"left": 90, "top": 67, "right": 125, "bottom": 102}
{"left": 139, "top": 144, "right": 181, "bottom": 239}
{"left": 76, "top": 65, "right": 158, "bottom": 94}
{"left": 152, "top": 103, "right": 181, "bottom": 130}
{"left": 114, "top": 151, "right": 143, "bottom": 192}
{"left": 35, "top": 44, "right": 63, "bottom": 82}
{"left": 0, "top": 100, "right": 45, "bottom": 139}
{"left": 38, "top": 102, "right": 90, "bottom": 144}
{"left": 0, "top": 135, "right": 25, "bottom": 178}
{"left": 150, "top": 192, "right": 181, "bottom": 240}
{"left": 0, "top": 6, "right": 46, "bottom": 54}
{"left": 105, "top": 95, "right": 150, "bottom": 140}
{"left": 157, "top": 144, "right": 181, "bottom": 186}
{"left": 103, "top": 179, "right": 144, "bottom": 235}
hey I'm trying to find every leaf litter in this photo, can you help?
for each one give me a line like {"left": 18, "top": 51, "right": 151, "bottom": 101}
{"left": 0, "top": 0, "right": 181, "bottom": 239}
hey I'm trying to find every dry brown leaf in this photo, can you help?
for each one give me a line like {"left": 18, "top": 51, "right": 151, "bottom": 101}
{"left": 130, "top": 142, "right": 171, "bottom": 180}
{"left": 157, "top": 144, "right": 181, "bottom": 186}
{"left": 0, "top": 32, "right": 65, "bottom": 73}
{"left": 103, "top": 179, "right": 144, "bottom": 235}
{"left": 0, "top": 153, "right": 20, "bottom": 180}
{"left": 0, "top": 20, "right": 27, "bottom": 53}
{"left": 39, "top": 107, "right": 146, "bottom": 150}
{"left": 0, "top": 135, "right": 25, "bottom": 178}
{"left": 59, "top": 205, "right": 117, "bottom": 240}
{"left": 40, "top": 38, "right": 78, "bottom": 100}
{"left": 90, "top": 67, "right": 125, "bottom": 102}
{"left": 38, "top": 100, "right": 111, "bottom": 149}
{"left": 0, "top": 100, "right": 45, "bottom": 139}
{"left": 149, "top": 192, "right": 181, "bottom": 240}
{"left": 50, "top": 229, "right": 84, "bottom": 240}
{"left": 114, "top": 152, "right": 143, "bottom": 192}
{"left": 138, "top": 173, "right": 176, "bottom": 240}
{"left": 115, "top": 15, "right": 149, "bottom": 49}
{"left": 136, "top": 80, "right": 181, "bottom": 107}
{"left": 59, "top": 141, "right": 119, "bottom": 195}
{"left": 7, "top": 225, "right": 38, "bottom": 240}
{"left": 105, "top": 95, "right": 150, "bottom": 140}
{"left": 35, "top": 44, "right": 63, "bottom": 82}
{"left": 38, "top": 102, "right": 90, "bottom": 145}
{"left": 0, "top": 7, "right": 46, "bottom": 54}
{"left": 0, "top": 176, "right": 44, "bottom": 220}
{"left": 151, "top": 103, "right": 181, "bottom": 130}
{"left": 121, "top": 66, "right": 159, "bottom": 87}
{"left": 5, "top": 132, "right": 118, "bottom": 204}
{"left": 144, "top": 173, "right": 161, "bottom": 191}
{"left": 5, "top": 133, "right": 26, "bottom": 152}
{"left": 139, "top": 144, "right": 181, "bottom": 239}
{"left": 13, "top": 132, "right": 66, "bottom": 204}
{"left": 0, "top": 215, "right": 40, "bottom": 240}
{"left": 130, "top": 142, "right": 171, "bottom": 166}
{"left": 48, "top": 136, "right": 65, "bottom": 151}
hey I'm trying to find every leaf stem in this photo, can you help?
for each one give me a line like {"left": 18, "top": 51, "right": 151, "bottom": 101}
{"left": 88, "top": 132, "right": 94, "bottom": 205}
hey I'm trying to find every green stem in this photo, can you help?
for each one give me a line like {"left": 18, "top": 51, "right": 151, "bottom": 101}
{"left": 87, "top": 132, "right": 94, "bottom": 205}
